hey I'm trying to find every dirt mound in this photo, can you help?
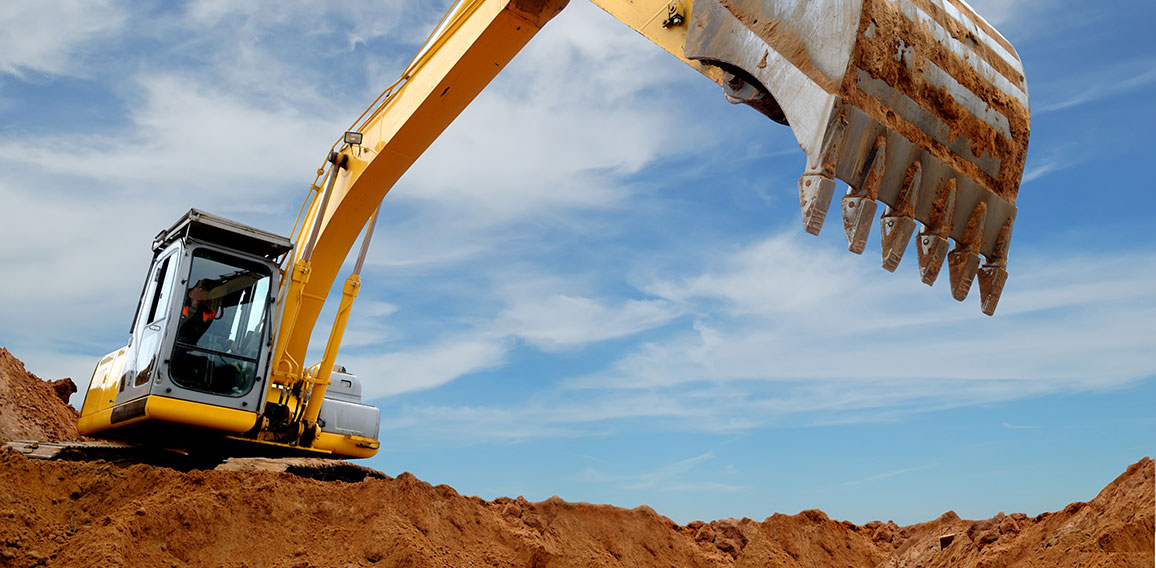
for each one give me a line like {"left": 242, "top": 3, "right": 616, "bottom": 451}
{"left": 1, "top": 451, "right": 1149, "bottom": 568}
{"left": 0, "top": 348, "right": 81, "bottom": 443}
{"left": 0, "top": 348, "right": 1151, "bottom": 568}
{"left": 876, "top": 457, "right": 1155, "bottom": 568}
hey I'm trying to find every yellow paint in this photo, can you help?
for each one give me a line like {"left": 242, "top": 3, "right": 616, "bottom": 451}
{"left": 144, "top": 396, "right": 259, "bottom": 433}
{"left": 302, "top": 273, "right": 362, "bottom": 427}
{"left": 315, "top": 431, "right": 380, "bottom": 459}
{"left": 77, "top": 346, "right": 128, "bottom": 435}
{"left": 80, "top": 395, "right": 260, "bottom": 436}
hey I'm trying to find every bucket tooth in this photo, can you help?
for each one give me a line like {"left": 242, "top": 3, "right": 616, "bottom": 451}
{"left": 799, "top": 174, "right": 836, "bottom": 235}
{"left": 841, "top": 196, "right": 877, "bottom": 254}
{"left": 915, "top": 177, "right": 956, "bottom": 286}
{"left": 948, "top": 249, "right": 981, "bottom": 301}
{"left": 841, "top": 136, "right": 885, "bottom": 254}
{"left": 881, "top": 216, "right": 915, "bottom": 272}
{"left": 947, "top": 201, "right": 987, "bottom": 301}
{"left": 917, "top": 234, "right": 950, "bottom": 285}
{"left": 977, "top": 264, "right": 1007, "bottom": 315}
{"left": 798, "top": 108, "right": 849, "bottom": 236}
{"left": 977, "top": 218, "right": 1014, "bottom": 316}
{"left": 879, "top": 161, "right": 922, "bottom": 271}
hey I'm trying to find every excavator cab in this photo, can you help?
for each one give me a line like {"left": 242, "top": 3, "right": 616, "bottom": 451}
{"left": 78, "top": 210, "right": 289, "bottom": 442}
{"left": 77, "top": 209, "right": 381, "bottom": 458}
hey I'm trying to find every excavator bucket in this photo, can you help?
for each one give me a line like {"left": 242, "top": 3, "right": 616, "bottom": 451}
{"left": 680, "top": 0, "right": 1029, "bottom": 314}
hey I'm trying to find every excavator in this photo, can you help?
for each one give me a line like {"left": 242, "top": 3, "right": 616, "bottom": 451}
{"left": 11, "top": 0, "right": 1031, "bottom": 463}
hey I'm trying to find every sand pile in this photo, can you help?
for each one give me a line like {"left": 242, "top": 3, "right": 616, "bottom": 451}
{"left": 0, "top": 348, "right": 81, "bottom": 443}
{"left": 0, "top": 348, "right": 1152, "bottom": 568}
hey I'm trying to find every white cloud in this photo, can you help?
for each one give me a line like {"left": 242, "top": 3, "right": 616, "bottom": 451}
{"left": 0, "top": 73, "right": 341, "bottom": 204}
{"left": 585, "top": 237, "right": 1156, "bottom": 389}
{"left": 495, "top": 295, "right": 683, "bottom": 352}
{"left": 339, "top": 287, "right": 685, "bottom": 398}
{"left": 623, "top": 451, "right": 716, "bottom": 490}
{"left": 392, "top": 1, "right": 710, "bottom": 222}
{"left": 571, "top": 451, "right": 745, "bottom": 493}
{"left": 341, "top": 334, "right": 509, "bottom": 398}
{"left": 1036, "top": 62, "right": 1156, "bottom": 114}
{"left": 380, "top": 404, "right": 589, "bottom": 443}
{"left": 842, "top": 463, "right": 939, "bottom": 487}
{"left": 182, "top": 0, "right": 409, "bottom": 45}
{"left": 0, "top": 1, "right": 125, "bottom": 77}
{"left": 1021, "top": 157, "right": 1070, "bottom": 183}
{"left": 370, "top": 234, "right": 1154, "bottom": 443}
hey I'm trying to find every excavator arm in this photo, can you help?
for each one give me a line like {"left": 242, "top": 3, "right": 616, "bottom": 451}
{"left": 270, "top": 0, "right": 1030, "bottom": 446}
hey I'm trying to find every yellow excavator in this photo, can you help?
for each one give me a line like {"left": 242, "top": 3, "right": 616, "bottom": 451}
{"left": 58, "top": 0, "right": 1030, "bottom": 460}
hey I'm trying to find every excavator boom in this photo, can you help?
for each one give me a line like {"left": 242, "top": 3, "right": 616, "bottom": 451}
{"left": 275, "top": 0, "right": 1031, "bottom": 450}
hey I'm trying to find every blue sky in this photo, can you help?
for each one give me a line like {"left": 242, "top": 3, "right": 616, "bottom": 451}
{"left": 0, "top": 0, "right": 1152, "bottom": 525}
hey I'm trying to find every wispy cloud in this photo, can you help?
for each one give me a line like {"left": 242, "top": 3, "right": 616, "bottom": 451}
{"left": 1037, "top": 60, "right": 1156, "bottom": 114}
{"left": 494, "top": 295, "right": 684, "bottom": 352}
{"left": 343, "top": 335, "right": 510, "bottom": 398}
{"left": 368, "top": 235, "right": 1155, "bottom": 443}
{"left": 1021, "top": 157, "right": 1073, "bottom": 183}
{"left": 1001, "top": 422, "right": 1040, "bottom": 430}
{"left": 0, "top": 73, "right": 343, "bottom": 201}
{"left": 842, "top": 463, "right": 939, "bottom": 487}
{"left": 0, "top": 1, "right": 125, "bottom": 77}
{"left": 389, "top": 1, "right": 712, "bottom": 224}
{"left": 571, "top": 452, "right": 746, "bottom": 493}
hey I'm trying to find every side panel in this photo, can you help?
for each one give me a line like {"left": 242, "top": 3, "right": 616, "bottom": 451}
{"left": 77, "top": 347, "right": 129, "bottom": 435}
{"left": 314, "top": 431, "right": 380, "bottom": 459}
{"left": 79, "top": 394, "right": 259, "bottom": 437}
{"left": 145, "top": 396, "right": 258, "bottom": 433}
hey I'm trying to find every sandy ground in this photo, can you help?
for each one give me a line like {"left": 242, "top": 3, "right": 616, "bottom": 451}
{"left": 1, "top": 347, "right": 1151, "bottom": 568}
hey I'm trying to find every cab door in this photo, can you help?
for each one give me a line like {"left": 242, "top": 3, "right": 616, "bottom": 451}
{"left": 116, "top": 246, "right": 180, "bottom": 406}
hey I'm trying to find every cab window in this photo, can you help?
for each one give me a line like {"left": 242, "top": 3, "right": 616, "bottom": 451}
{"left": 170, "top": 248, "right": 271, "bottom": 397}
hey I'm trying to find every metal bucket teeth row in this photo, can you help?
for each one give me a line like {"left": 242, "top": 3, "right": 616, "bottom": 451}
{"left": 680, "top": 0, "right": 1027, "bottom": 317}
{"left": 793, "top": 105, "right": 1017, "bottom": 316}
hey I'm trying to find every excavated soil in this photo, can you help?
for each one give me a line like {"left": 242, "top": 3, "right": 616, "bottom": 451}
{"left": 1, "top": 348, "right": 1152, "bottom": 568}
{"left": 0, "top": 349, "right": 81, "bottom": 444}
